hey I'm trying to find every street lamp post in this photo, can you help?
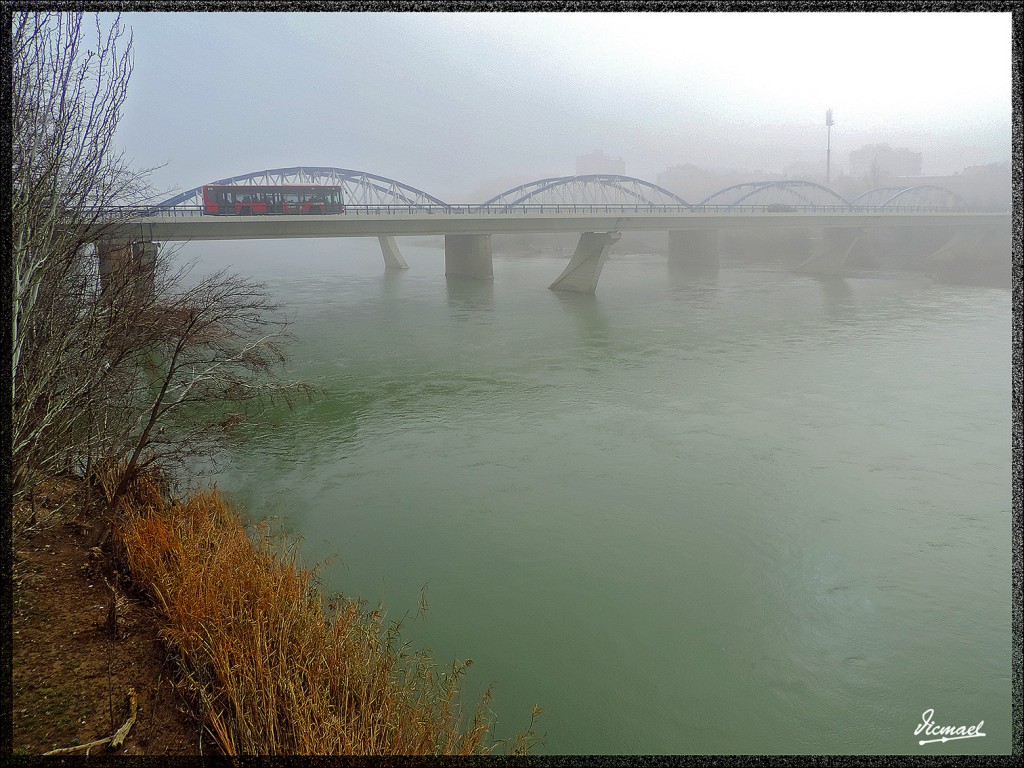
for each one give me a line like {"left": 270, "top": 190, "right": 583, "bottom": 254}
{"left": 826, "top": 108, "right": 834, "bottom": 184}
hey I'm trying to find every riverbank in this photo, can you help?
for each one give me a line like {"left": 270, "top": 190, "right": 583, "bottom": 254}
{"left": 12, "top": 474, "right": 532, "bottom": 755}
{"left": 12, "top": 477, "right": 200, "bottom": 755}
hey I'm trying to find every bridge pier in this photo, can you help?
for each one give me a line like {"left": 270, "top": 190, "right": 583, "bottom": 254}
{"left": 549, "top": 231, "right": 621, "bottom": 293}
{"left": 667, "top": 229, "right": 719, "bottom": 272}
{"left": 98, "top": 240, "right": 158, "bottom": 298}
{"left": 445, "top": 234, "right": 493, "bottom": 279}
{"left": 795, "top": 227, "right": 863, "bottom": 275}
{"left": 925, "top": 218, "right": 1010, "bottom": 286}
{"left": 378, "top": 235, "right": 409, "bottom": 270}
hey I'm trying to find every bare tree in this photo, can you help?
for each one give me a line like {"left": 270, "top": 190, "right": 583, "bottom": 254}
{"left": 103, "top": 263, "right": 310, "bottom": 508}
{"left": 11, "top": 12, "right": 144, "bottom": 504}
{"left": 11, "top": 12, "right": 309, "bottom": 541}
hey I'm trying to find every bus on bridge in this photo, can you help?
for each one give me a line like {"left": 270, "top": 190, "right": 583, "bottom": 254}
{"left": 202, "top": 184, "right": 345, "bottom": 215}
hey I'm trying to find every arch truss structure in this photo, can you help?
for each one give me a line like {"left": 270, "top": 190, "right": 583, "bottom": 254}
{"left": 699, "top": 180, "right": 852, "bottom": 209}
{"left": 480, "top": 174, "right": 692, "bottom": 209}
{"left": 847, "top": 185, "right": 968, "bottom": 210}
{"left": 154, "top": 167, "right": 449, "bottom": 209}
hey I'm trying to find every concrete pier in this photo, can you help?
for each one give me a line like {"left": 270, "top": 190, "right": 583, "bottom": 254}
{"left": 925, "top": 218, "right": 1010, "bottom": 285}
{"left": 549, "top": 231, "right": 621, "bottom": 293}
{"left": 378, "top": 235, "right": 409, "bottom": 270}
{"left": 98, "top": 240, "right": 158, "bottom": 297}
{"left": 445, "top": 234, "right": 493, "bottom": 279}
{"left": 92, "top": 209, "right": 1009, "bottom": 291}
{"left": 668, "top": 229, "right": 719, "bottom": 271}
{"left": 795, "top": 227, "right": 863, "bottom": 275}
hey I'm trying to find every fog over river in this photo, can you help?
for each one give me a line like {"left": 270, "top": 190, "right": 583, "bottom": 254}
{"left": 177, "top": 237, "right": 1011, "bottom": 755}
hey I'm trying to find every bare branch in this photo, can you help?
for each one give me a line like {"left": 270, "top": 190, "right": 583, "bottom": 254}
{"left": 12, "top": 12, "right": 310, "bottom": 529}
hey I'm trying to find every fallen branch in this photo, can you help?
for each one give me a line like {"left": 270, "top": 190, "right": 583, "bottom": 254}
{"left": 110, "top": 687, "right": 139, "bottom": 748}
{"left": 43, "top": 687, "right": 138, "bottom": 755}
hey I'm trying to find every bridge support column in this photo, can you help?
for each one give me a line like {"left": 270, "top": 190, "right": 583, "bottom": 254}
{"left": 549, "top": 231, "right": 620, "bottom": 293}
{"left": 796, "top": 227, "right": 862, "bottom": 275}
{"left": 98, "top": 240, "right": 158, "bottom": 298}
{"left": 925, "top": 218, "right": 1009, "bottom": 286}
{"left": 445, "top": 234, "right": 493, "bottom": 279}
{"left": 378, "top": 235, "right": 409, "bottom": 270}
{"left": 667, "top": 229, "right": 719, "bottom": 271}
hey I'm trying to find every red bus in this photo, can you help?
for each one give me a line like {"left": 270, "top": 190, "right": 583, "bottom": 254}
{"left": 202, "top": 184, "right": 344, "bottom": 215}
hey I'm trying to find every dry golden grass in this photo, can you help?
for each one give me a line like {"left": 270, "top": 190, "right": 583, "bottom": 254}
{"left": 115, "top": 477, "right": 537, "bottom": 755}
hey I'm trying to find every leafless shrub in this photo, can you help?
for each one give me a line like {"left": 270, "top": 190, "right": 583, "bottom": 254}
{"left": 11, "top": 12, "right": 309, "bottom": 539}
{"left": 118, "top": 481, "right": 541, "bottom": 755}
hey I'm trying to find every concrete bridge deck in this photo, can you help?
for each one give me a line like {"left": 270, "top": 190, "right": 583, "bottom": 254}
{"left": 111, "top": 210, "right": 1006, "bottom": 242}
{"left": 95, "top": 209, "right": 1010, "bottom": 294}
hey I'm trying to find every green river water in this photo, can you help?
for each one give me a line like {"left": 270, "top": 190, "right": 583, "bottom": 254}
{"left": 175, "top": 236, "right": 1011, "bottom": 755}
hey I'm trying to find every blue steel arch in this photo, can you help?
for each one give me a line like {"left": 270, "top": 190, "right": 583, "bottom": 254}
{"left": 850, "top": 185, "right": 968, "bottom": 210}
{"left": 847, "top": 186, "right": 908, "bottom": 207}
{"left": 481, "top": 174, "right": 691, "bottom": 208}
{"left": 154, "top": 167, "right": 449, "bottom": 209}
{"left": 700, "top": 180, "right": 851, "bottom": 208}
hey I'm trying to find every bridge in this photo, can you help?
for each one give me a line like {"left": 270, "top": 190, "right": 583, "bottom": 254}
{"left": 96, "top": 167, "right": 1010, "bottom": 293}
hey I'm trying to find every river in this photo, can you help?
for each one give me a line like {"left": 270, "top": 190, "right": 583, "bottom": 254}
{"left": 174, "top": 235, "right": 1011, "bottom": 755}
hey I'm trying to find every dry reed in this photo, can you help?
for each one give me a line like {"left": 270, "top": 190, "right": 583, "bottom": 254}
{"left": 115, "top": 476, "right": 534, "bottom": 755}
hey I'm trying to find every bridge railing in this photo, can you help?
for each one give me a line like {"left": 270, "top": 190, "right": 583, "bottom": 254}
{"left": 96, "top": 203, "right": 991, "bottom": 219}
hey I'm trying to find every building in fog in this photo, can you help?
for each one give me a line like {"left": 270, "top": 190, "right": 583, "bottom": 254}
{"left": 849, "top": 144, "right": 923, "bottom": 183}
{"left": 576, "top": 149, "right": 625, "bottom": 176}
{"left": 893, "top": 162, "right": 1011, "bottom": 210}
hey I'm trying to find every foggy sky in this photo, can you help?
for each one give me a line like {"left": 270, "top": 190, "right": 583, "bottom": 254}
{"left": 109, "top": 11, "right": 1013, "bottom": 204}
